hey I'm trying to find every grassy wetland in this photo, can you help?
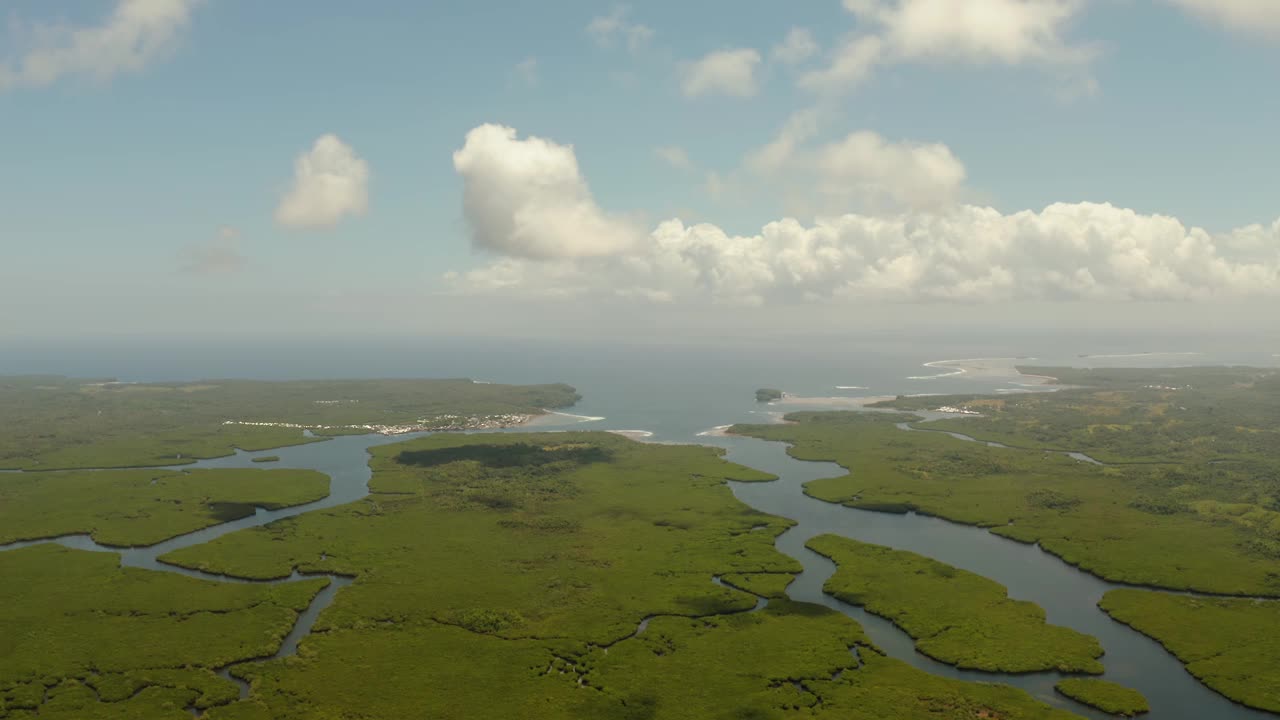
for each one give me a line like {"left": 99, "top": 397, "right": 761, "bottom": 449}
{"left": 7, "top": 366, "right": 1280, "bottom": 718}
{"left": 0, "top": 545, "right": 326, "bottom": 719}
{"left": 150, "top": 432, "right": 1079, "bottom": 719}
{"left": 1053, "top": 679, "right": 1149, "bottom": 717}
{"left": 732, "top": 365, "right": 1280, "bottom": 712}
{"left": 1099, "top": 590, "right": 1280, "bottom": 713}
{"left": 0, "top": 375, "right": 579, "bottom": 470}
{"left": 0, "top": 467, "right": 329, "bottom": 546}
{"left": 731, "top": 408, "right": 1280, "bottom": 597}
{"left": 806, "top": 535, "right": 1104, "bottom": 674}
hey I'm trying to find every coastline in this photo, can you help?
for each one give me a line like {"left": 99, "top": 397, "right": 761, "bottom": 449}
{"left": 222, "top": 412, "right": 536, "bottom": 436}
{"left": 909, "top": 357, "right": 1058, "bottom": 386}
{"left": 772, "top": 394, "right": 900, "bottom": 408}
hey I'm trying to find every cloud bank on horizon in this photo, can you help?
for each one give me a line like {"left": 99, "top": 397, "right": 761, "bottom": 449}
{"left": 449, "top": 123, "right": 1280, "bottom": 306}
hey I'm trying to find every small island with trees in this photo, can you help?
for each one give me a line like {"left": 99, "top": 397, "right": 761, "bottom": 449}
{"left": 755, "top": 388, "right": 783, "bottom": 403}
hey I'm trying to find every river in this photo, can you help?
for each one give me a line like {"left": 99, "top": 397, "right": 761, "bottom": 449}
{"left": 2, "top": 342, "right": 1277, "bottom": 718}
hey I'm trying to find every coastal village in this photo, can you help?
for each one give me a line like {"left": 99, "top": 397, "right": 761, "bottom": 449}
{"left": 935, "top": 405, "right": 982, "bottom": 415}
{"left": 222, "top": 412, "right": 533, "bottom": 436}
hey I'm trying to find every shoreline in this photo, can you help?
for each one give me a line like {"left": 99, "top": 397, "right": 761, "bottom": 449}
{"left": 222, "top": 412, "right": 537, "bottom": 436}
{"left": 772, "top": 394, "right": 900, "bottom": 408}
{"left": 910, "top": 357, "right": 1058, "bottom": 386}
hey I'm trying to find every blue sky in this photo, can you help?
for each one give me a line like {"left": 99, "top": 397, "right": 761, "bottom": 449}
{"left": 2, "top": 1, "right": 1278, "bottom": 340}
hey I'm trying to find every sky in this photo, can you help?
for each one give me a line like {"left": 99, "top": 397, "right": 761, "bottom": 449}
{"left": 1, "top": 0, "right": 1278, "bottom": 343}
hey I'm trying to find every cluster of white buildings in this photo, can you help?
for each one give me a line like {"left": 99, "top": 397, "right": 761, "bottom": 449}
{"left": 222, "top": 412, "right": 532, "bottom": 436}
{"left": 934, "top": 405, "right": 981, "bottom": 415}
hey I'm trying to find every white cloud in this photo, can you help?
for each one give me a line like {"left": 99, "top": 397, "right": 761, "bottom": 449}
{"left": 448, "top": 126, "right": 1280, "bottom": 305}
{"left": 804, "top": 0, "right": 1093, "bottom": 96}
{"left": 745, "top": 109, "right": 824, "bottom": 174}
{"left": 681, "top": 49, "right": 763, "bottom": 98}
{"left": 799, "top": 36, "right": 885, "bottom": 94}
{"left": 453, "top": 205, "right": 1280, "bottom": 306}
{"left": 275, "top": 135, "right": 370, "bottom": 230}
{"left": 1167, "top": 0, "right": 1280, "bottom": 39}
{"left": 851, "top": 0, "right": 1092, "bottom": 64}
{"left": 655, "top": 146, "right": 694, "bottom": 171}
{"left": 746, "top": 113, "right": 965, "bottom": 213}
{"left": 815, "top": 131, "right": 967, "bottom": 210}
{"left": 586, "top": 6, "right": 654, "bottom": 52}
{"left": 773, "top": 28, "right": 820, "bottom": 65}
{"left": 452, "top": 124, "right": 644, "bottom": 260}
{"left": 0, "top": 0, "right": 200, "bottom": 92}
{"left": 513, "top": 57, "right": 538, "bottom": 87}
{"left": 181, "top": 226, "right": 247, "bottom": 274}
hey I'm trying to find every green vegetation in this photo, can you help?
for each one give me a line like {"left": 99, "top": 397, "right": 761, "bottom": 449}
{"left": 2, "top": 682, "right": 209, "bottom": 720}
{"left": 0, "top": 375, "right": 580, "bottom": 470}
{"left": 162, "top": 434, "right": 800, "bottom": 638}
{"left": 0, "top": 544, "right": 326, "bottom": 718}
{"left": 731, "top": 366, "right": 1280, "bottom": 708}
{"left": 876, "top": 365, "right": 1280, "bottom": 466}
{"left": 720, "top": 572, "right": 794, "bottom": 599}
{"left": 250, "top": 455, "right": 280, "bottom": 463}
{"left": 1053, "top": 679, "right": 1149, "bottom": 717}
{"left": 807, "top": 535, "right": 1103, "bottom": 673}
{"left": 152, "top": 432, "right": 1080, "bottom": 719}
{"left": 732, "top": 409, "right": 1280, "bottom": 596}
{"left": 756, "top": 388, "right": 783, "bottom": 402}
{"left": 0, "top": 467, "right": 329, "bottom": 546}
{"left": 195, "top": 601, "right": 1079, "bottom": 720}
{"left": 1099, "top": 589, "right": 1280, "bottom": 713}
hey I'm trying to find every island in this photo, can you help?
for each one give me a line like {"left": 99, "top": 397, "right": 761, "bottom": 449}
{"left": 755, "top": 388, "right": 783, "bottom": 402}
{"left": 1054, "top": 679, "right": 1149, "bottom": 717}
{"left": 1099, "top": 590, "right": 1280, "bottom": 713}
{"left": 807, "top": 535, "right": 1104, "bottom": 674}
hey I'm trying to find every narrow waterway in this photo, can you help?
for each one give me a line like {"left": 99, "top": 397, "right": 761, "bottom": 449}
{"left": 716, "top": 426, "right": 1277, "bottom": 720}
{"left": 0, "top": 430, "right": 430, "bottom": 714}
{"left": 2, "top": 418, "right": 1274, "bottom": 719}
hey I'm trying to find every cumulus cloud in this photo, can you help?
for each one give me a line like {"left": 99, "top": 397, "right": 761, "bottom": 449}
{"left": 0, "top": 0, "right": 200, "bottom": 92}
{"left": 447, "top": 125, "right": 1279, "bottom": 305}
{"left": 586, "top": 6, "right": 654, "bottom": 52}
{"left": 773, "top": 28, "right": 820, "bottom": 65}
{"left": 816, "top": 132, "right": 968, "bottom": 210}
{"left": 452, "top": 124, "right": 644, "bottom": 259}
{"left": 804, "top": 0, "right": 1093, "bottom": 96}
{"left": 681, "top": 49, "right": 763, "bottom": 98}
{"left": 453, "top": 205, "right": 1280, "bottom": 306}
{"left": 181, "top": 226, "right": 247, "bottom": 274}
{"left": 1167, "top": 0, "right": 1280, "bottom": 39}
{"left": 275, "top": 135, "right": 370, "bottom": 230}
{"left": 746, "top": 112, "right": 965, "bottom": 213}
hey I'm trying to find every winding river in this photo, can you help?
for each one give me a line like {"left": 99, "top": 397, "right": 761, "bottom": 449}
{"left": 717, "top": 426, "right": 1276, "bottom": 720}
{"left": 2, "top": 415, "right": 1275, "bottom": 720}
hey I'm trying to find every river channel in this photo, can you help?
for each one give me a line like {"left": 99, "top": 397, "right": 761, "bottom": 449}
{"left": 2, "top": 412, "right": 1274, "bottom": 719}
